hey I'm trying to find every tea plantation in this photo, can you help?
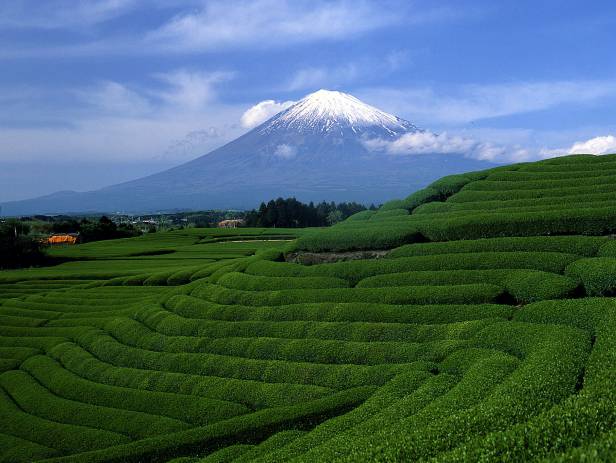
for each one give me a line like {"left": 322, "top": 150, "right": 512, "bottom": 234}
{"left": 3, "top": 154, "right": 616, "bottom": 461}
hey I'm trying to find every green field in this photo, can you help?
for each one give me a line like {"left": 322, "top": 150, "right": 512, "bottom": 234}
{"left": 3, "top": 154, "right": 616, "bottom": 461}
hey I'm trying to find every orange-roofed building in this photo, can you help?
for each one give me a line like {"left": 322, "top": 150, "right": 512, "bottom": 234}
{"left": 47, "top": 234, "right": 79, "bottom": 245}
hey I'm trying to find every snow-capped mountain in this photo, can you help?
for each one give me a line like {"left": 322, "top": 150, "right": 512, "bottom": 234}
{"left": 1, "top": 90, "right": 494, "bottom": 215}
{"left": 262, "top": 89, "right": 417, "bottom": 136}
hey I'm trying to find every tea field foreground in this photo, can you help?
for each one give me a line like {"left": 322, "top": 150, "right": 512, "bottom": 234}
{"left": 3, "top": 154, "right": 616, "bottom": 461}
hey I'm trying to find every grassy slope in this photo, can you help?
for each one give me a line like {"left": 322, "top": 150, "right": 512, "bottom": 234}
{"left": 2, "top": 154, "right": 616, "bottom": 461}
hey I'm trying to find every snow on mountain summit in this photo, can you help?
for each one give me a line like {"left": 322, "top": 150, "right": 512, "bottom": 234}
{"left": 261, "top": 89, "right": 419, "bottom": 136}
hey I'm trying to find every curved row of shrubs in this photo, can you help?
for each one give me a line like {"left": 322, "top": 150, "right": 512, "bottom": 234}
{"left": 164, "top": 295, "right": 513, "bottom": 325}
{"left": 412, "top": 191, "right": 616, "bottom": 214}
{"left": 295, "top": 205, "right": 616, "bottom": 252}
{"left": 356, "top": 269, "right": 578, "bottom": 304}
{"left": 380, "top": 171, "right": 492, "bottom": 212}
{"left": 199, "top": 282, "right": 505, "bottom": 306}
{"left": 132, "top": 304, "right": 496, "bottom": 344}
{"left": 247, "top": 252, "right": 579, "bottom": 284}
{"left": 387, "top": 236, "right": 606, "bottom": 258}
{"left": 462, "top": 173, "right": 616, "bottom": 192}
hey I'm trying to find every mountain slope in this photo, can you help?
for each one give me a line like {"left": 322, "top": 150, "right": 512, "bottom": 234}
{"left": 1, "top": 90, "right": 494, "bottom": 215}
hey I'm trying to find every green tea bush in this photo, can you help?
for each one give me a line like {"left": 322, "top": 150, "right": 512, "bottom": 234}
{"left": 462, "top": 174, "right": 616, "bottom": 192}
{"left": 251, "top": 366, "right": 442, "bottom": 462}
{"left": 371, "top": 208, "right": 409, "bottom": 218}
{"left": 46, "top": 341, "right": 331, "bottom": 409}
{"left": 121, "top": 274, "right": 150, "bottom": 286}
{"left": 380, "top": 172, "right": 490, "bottom": 212}
{"left": 411, "top": 201, "right": 451, "bottom": 214}
{"left": 165, "top": 295, "right": 512, "bottom": 324}
{"left": 21, "top": 355, "right": 247, "bottom": 426}
{"left": 194, "top": 444, "right": 253, "bottom": 462}
{"left": 414, "top": 191, "right": 616, "bottom": 214}
{"left": 344, "top": 210, "right": 377, "bottom": 221}
{"left": 298, "top": 205, "right": 616, "bottom": 253}
{"left": 216, "top": 272, "right": 350, "bottom": 291}
{"left": 448, "top": 182, "right": 616, "bottom": 203}
{"left": 247, "top": 252, "right": 578, "bottom": 285}
{"left": 518, "top": 156, "right": 616, "bottom": 172}
{"left": 598, "top": 239, "right": 616, "bottom": 257}
{"left": 143, "top": 271, "right": 174, "bottom": 286}
{"left": 32, "top": 386, "right": 374, "bottom": 463}
{"left": 6, "top": 155, "right": 616, "bottom": 462}
{"left": 295, "top": 225, "right": 423, "bottom": 252}
{"left": 317, "top": 322, "right": 590, "bottom": 462}
{"left": 430, "top": 298, "right": 616, "bottom": 462}
{"left": 485, "top": 167, "right": 616, "bottom": 182}
{"left": 414, "top": 198, "right": 616, "bottom": 220}
{"left": 357, "top": 269, "right": 578, "bottom": 303}
{"left": 388, "top": 236, "right": 605, "bottom": 258}
{"left": 419, "top": 206, "right": 616, "bottom": 242}
{"left": 201, "top": 282, "right": 504, "bottom": 306}
{"left": 230, "top": 430, "right": 305, "bottom": 462}
{"left": 0, "top": 370, "right": 189, "bottom": 439}
{"left": 0, "top": 387, "right": 130, "bottom": 453}
{"left": 565, "top": 258, "right": 616, "bottom": 296}
{"left": 135, "top": 306, "right": 495, "bottom": 344}
{"left": 0, "top": 432, "right": 59, "bottom": 462}
{"left": 58, "top": 332, "right": 400, "bottom": 389}
{"left": 503, "top": 270, "right": 578, "bottom": 303}
{"left": 106, "top": 317, "right": 464, "bottom": 365}
{"left": 167, "top": 269, "right": 199, "bottom": 286}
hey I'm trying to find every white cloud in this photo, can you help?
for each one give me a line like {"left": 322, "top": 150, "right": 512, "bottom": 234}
{"left": 364, "top": 131, "right": 533, "bottom": 163}
{"left": 162, "top": 128, "right": 224, "bottom": 161}
{"left": 0, "top": 2, "right": 458, "bottom": 58}
{"left": 153, "top": 69, "right": 234, "bottom": 111}
{"left": 240, "top": 100, "right": 294, "bottom": 128}
{"left": 359, "top": 80, "right": 616, "bottom": 125}
{"left": 569, "top": 135, "right": 616, "bottom": 155}
{"left": 146, "top": 0, "right": 399, "bottom": 52}
{"left": 0, "top": 0, "right": 139, "bottom": 29}
{"left": 0, "top": 110, "right": 241, "bottom": 164}
{"left": 540, "top": 135, "right": 616, "bottom": 158}
{"left": 0, "top": 68, "right": 245, "bottom": 164}
{"left": 273, "top": 144, "right": 297, "bottom": 159}
{"left": 366, "top": 130, "right": 616, "bottom": 164}
{"left": 74, "top": 71, "right": 234, "bottom": 118}
{"left": 76, "top": 81, "right": 151, "bottom": 116}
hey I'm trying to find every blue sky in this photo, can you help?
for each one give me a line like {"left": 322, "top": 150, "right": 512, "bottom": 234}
{"left": 1, "top": 0, "right": 616, "bottom": 201}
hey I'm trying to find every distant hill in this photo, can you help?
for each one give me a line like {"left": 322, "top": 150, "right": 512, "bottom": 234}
{"left": 1, "top": 89, "right": 494, "bottom": 215}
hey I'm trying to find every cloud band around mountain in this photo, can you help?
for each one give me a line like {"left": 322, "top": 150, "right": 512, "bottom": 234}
{"left": 365, "top": 131, "right": 616, "bottom": 163}
{"left": 240, "top": 100, "right": 295, "bottom": 129}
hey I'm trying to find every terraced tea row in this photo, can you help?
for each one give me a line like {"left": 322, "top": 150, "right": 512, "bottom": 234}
{"left": 4, "top": 154, "right": 616, "bottom": 461}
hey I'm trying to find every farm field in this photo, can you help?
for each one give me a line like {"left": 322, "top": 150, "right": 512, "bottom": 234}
{"left": 3, "top": 154, "right": 616, "bottom": 461}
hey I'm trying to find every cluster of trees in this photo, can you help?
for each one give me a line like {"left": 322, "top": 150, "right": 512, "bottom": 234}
{"left": 0, "top": 216, "right": 142, "bottom": 269}
{"left": 165, "top": 211, "right": 242, "bottom": 229}
{"left": 50, "top": 216, "right": 141, "bottom": 242}
{"left": 244, "top": 198, "right": 375, "bottom": 228}
{"left": 0, "top": 220, "right": 46, "bottom": 269}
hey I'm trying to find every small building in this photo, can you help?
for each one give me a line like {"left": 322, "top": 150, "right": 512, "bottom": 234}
{"left": 47, "top": 234, "right": 79, "bottom": 245}
{"left": 218, "top": 219, "right": 244, "bottom": 229}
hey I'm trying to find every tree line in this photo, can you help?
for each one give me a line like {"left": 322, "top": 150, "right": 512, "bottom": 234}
{"left": 243, "top": 198, "right": 376, "bottom": 228}
{"left": 49, "top": 216, "right": 140, "bottom": 242}
{"left": 0, "top": 216, "right": 141, "bottom": 269}
{"left": 0, "top": 220, "right": 47, "bottom": 269}
{"left": 1, "top": 200, "right": 375, "bottom": 269}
